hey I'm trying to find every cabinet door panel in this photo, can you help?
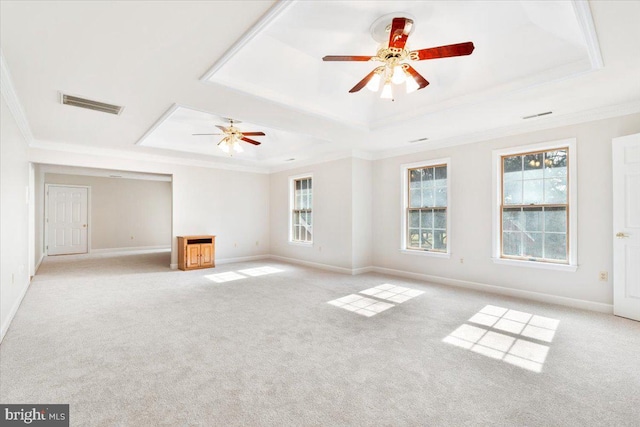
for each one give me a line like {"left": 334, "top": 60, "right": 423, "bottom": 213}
{"left": 200, "top": 244, "right": 214, "bottom": 267}
{"left": 187, "top": 245, "right": 201, "bottom": 268}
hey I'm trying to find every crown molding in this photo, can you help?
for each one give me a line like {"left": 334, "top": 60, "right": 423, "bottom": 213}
{"left": 572, "top": 0, "right": 603, "bottom": 69}
{"left": 29, "top": 140, "right": 270, "bottom": 174}
{"left": 0, "top": 50, "right": 34, "bottom": 144}
{"left": 39, "top": 164, "right": 172, "bottom": 182}
{"left": 25, "top": 99, "right": 640, "bottom": 175}
{"left": 200, "top": 0, "right": 297, "bottom": 81}
{"left": 268, "top": 149, "right": 372, "bottom": 174}
{"left": 371, "top": 100, "right": 640, "bottom": 161}
{"left": 135, "top": 103, "right": 180, "bottom": 146}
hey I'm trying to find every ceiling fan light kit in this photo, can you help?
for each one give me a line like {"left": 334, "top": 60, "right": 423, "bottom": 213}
{"left": 323, "top": 16, "right": 475, "bottom": 100}
{"left": 192, "top": 119, "right": 265, "bottom": 156}
{"left": 193, "top": 16, "right": 475, "bottom": 155}
{"left": 218, "top": 136, "right": 244, "bottom": 154}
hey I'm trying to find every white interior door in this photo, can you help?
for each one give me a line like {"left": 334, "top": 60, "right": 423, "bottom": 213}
{"left": 47, "top": 185, "right": 88, "bottom": 255}
{"left": 612, "top": 133, "right": 640, "bottom": 321}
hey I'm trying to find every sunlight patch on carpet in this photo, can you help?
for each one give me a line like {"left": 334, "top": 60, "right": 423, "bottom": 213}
{"left": 328, "top": 283, "right": 425, "bottom": 317}
{"left": 443, "top": 305, "right": 559, "bottom": 373}
{"left": 204, "top": 272, "right": 247, "bottom": 283}
{"left": 327, "top": 294, "right": 395, "bottom": 317}
{"left": 359, "top": 284, "right": 424, "bottom": 303}
{"left": 205, "top": 266, "right": 284, "bottom": 283}
{"left": 237, "top": 266, "right": 284, "bottom": 277}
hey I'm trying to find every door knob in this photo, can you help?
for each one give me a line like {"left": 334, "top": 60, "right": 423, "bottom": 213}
{"left": 616, "top": 232, "right": 629, "bottom": 238}
{"left": 83, "top": 224, "right": 87, "bottom": 228}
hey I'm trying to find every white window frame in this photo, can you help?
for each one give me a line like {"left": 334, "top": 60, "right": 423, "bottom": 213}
{"left": 400, "top": 158, "right": 451, "bottom": 258}
{"left": 492, "top": 138, "right": 577, "bottom": 271}
{"left": 288, "top": 173, "right": 313, "bottom": 246}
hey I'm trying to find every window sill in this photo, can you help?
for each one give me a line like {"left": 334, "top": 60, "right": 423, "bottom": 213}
{"left": 491, "top": 257, "right": 578, "bottom": 272}
{"left": 399, "top": 249, "right": 451, "bottom": 259}
{"left": 288, "top": 241, "right": 313, "bottom": 247}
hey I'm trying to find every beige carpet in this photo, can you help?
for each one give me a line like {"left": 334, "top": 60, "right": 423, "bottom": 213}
{"left": 1, "top": 251, "right": 639, "bottom": 426}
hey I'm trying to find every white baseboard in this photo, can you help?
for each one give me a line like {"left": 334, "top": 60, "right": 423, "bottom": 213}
{"left": 269, "top": 255, "right": 354, "bottom": 275}
{"left": 91, "top": 245, "right": 170, "bottom": 254}
{"left": 352, "top": 266, "right": 375, "bottom": 275}
{"left": 169, "top": 255, "right": 270, "bottom": 270}
{"left": 24, "top": 247, "right": 615, "bottom": 317}
{"left": 34, "top": 252, "right": 44, "bottom": 274}
{"left": 0, "top": 277, "right": 31, "bottom": 344}
{"left": 372, "top": 266, "right": 613, "bottom": 314}
{"left": 216, "top": 254, "right": 271, "bottom": 265}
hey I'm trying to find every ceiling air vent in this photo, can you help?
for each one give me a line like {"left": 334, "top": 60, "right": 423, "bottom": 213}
{"left": 61, "top": 94, "right": 123, "bottom": 115}
{"left": 409, "top": 137, "right": 429, "bottom": 143}
{"left": 522, "top": 111, "right": 552, "bottom": 120}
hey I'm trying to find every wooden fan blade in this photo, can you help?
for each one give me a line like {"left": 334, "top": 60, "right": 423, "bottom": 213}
{"left": 349, "top": 68, "right": 380, "bottom": 93}
{"left": 192, "top": 133, "right": 223, "bottom": 136}
{"left": 388, "top": 17, "right": 412, "bottom": 49}
{"left": 242, "top": 132, "right": 266, "bottom": 136}
{"left": 410, "top": 42, "right": 475, "bottom": 61}
{"left": 241, "top": 137, "right": 261, "bottom": 146}
{"left": 404, "top": 65, "right": 430, "bottom": 90}
{"left": 323, "top": 55, "right": 374, "bottom": 61}
{"left": 215, "top": 125, "right": 228, "bottom": 132}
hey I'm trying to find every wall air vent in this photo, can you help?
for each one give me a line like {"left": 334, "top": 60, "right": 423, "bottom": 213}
{"left": 61, "top": 93, "right": 123, "bottom": 115}
{"left": 522, "top": 111, "right": 552, "bottom": 120}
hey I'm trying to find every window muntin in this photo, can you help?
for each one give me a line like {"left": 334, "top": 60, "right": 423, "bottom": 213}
{"left": 292, "top": 177, "right": 312, "bottom": 243}
{"left": 501, "top": 148, "right": 568, "bottom": 263}
{"left": 407, "top": 164, "right": 447, "bottom": 252}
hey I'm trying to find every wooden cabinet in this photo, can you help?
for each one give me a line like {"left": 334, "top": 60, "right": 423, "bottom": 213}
{"left": 177, "top": 235, "right": 215, "bottom": 271}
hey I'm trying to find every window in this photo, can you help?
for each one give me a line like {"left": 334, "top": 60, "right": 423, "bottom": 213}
{"left": 493, "top": 139, "right": 577, "bottom": 270}
{"left": 401, "top": 159, "right": 450, "bottom": 255}
{"left": 290, "top": 175, "right": 312, "bottom": 244}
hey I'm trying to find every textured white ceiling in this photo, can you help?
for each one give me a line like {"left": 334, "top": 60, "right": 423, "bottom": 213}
{"left": 138, "top": 105, "right": 331, "bottom": 164}
{"left": 1, "top": 0, "right": 639, "bottom": 170}
{"left": 206, "top": 1, "right": 591, "bottom": 128}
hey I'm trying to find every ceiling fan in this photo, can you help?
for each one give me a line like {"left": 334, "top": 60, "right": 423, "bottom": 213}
{"left": 322, "top": 16, "right": 474, "bottom": 99}
{"left": 192, "top": 118, "right": 265, "bottom": 154}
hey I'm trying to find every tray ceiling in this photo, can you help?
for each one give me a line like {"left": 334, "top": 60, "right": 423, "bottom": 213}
{"left": 203, "top": 0, "right": 596, "bottom": 130}
{"left": 138, "top": 105, "right": 330, "bottom": 165}
{"left": 2, "top": 0, "right": 639, "bottom": 170}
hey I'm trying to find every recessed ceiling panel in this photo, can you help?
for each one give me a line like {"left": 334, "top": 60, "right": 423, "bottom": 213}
{"left": 137, "top": 106, "right": 330, "bottom": 165}
{"left": 204, "top": 0, "right": 592, "bottom": 129}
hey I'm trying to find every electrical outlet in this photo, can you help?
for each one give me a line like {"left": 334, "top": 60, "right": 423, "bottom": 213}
{"left": 599, "top": 271, "right": 608, "bottom": 282}
{"left": 460, "top": 258, "right": 464, "bottom": 264}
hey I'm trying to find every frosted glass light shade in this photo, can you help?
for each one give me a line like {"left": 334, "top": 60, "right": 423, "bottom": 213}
{"left": 406, "top": 77, "right": 420, "bottom": 94}
{"left": 380, "top": 83, "right": 393, "bottom": 99}
{"left": 218, "top": 139, "right": 230, "bottom": 153}
{"left": 391, "top": 65, "right": 406, "bottom": 84}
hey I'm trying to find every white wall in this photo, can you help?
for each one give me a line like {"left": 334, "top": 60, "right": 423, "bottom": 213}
{"left": 43, "top": 173, "right": 171, "bottom": 251}
{"left": 171, "top": 165, "right": 269, "bottom": 263}
{"left": 27, "top": 148, "right": 270, "bottom": 267}
{"left": 352, "top": 157, "right": 372, "bottom": 270}
{"left": 34, "top": 164, "right": 44, "bottom": 269}
{"left": 270, "top": 157, "right": 353, "bottom": 270}
{"left": 1, "top": 95, "right": 30, "bottom": 340}
{"left": 269, "top": 156, "right": 373, "bottom": 271}
{"left": 372, "top": 113, "right": 640, "bottom": 307}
